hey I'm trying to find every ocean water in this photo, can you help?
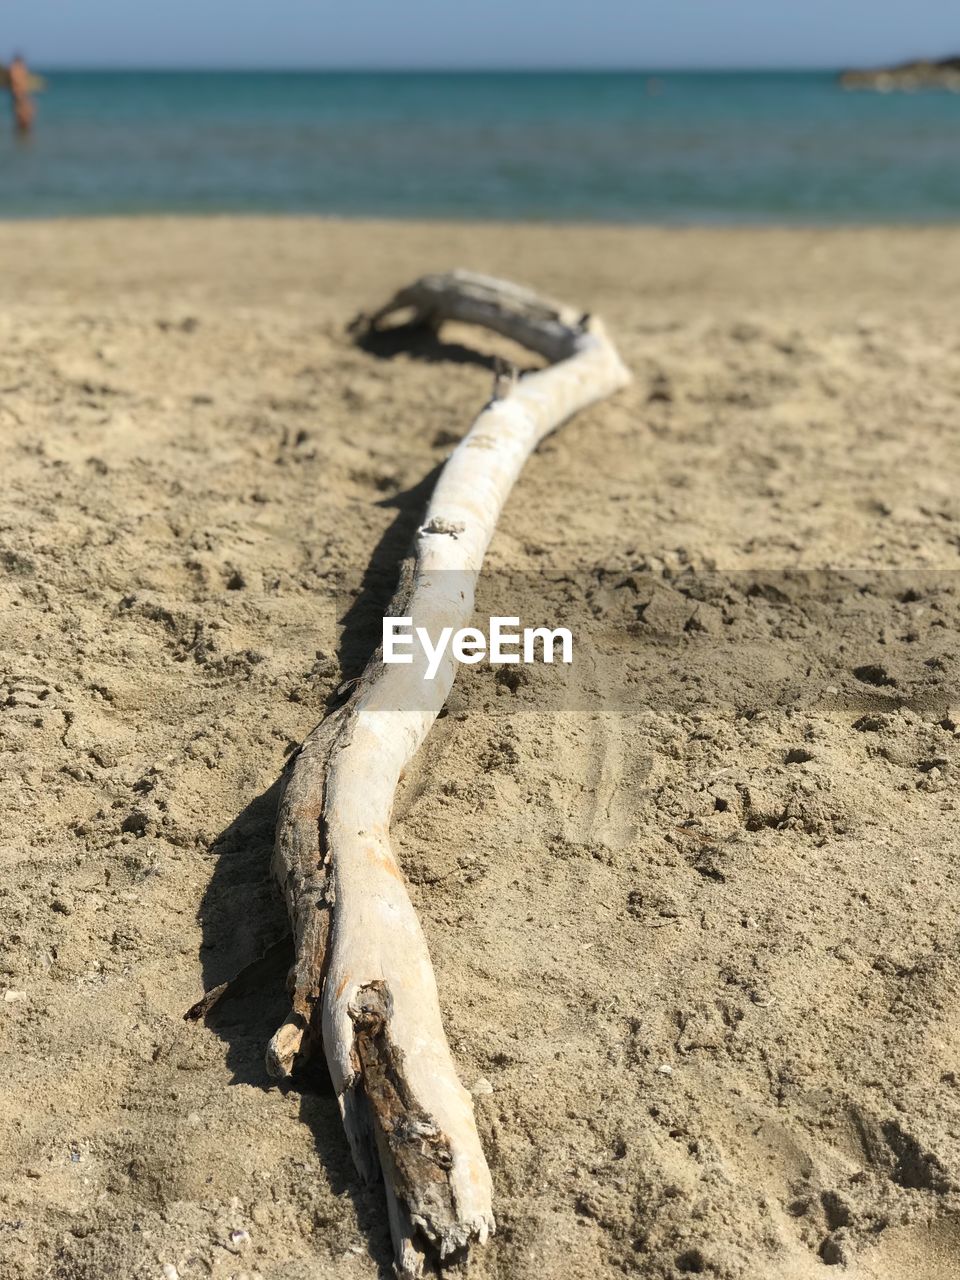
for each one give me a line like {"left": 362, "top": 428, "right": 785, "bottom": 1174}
{"left": 4, "top": 70, "right": 960, "bottom": 222}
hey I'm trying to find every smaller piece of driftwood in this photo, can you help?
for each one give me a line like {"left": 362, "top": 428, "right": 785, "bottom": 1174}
{"left": 268, "top": 270, "right": 630, "bottom": 1276}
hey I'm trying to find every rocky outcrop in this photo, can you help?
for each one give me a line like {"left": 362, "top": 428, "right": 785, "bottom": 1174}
{"left": 841, "top": 55, "right": 960, "bottom": 91}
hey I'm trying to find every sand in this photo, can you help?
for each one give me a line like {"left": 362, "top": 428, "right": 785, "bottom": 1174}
{"left": 0, "top": 218, "right": 958, "bottom": 1280}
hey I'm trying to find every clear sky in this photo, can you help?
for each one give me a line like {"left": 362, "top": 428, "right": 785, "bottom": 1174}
{"left": 8, "top": 2, "right": 960, "bottom": 71}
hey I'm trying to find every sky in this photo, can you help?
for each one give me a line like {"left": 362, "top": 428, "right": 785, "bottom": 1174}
{"left": 7, "top": 2, "right": 960, "bottom": 71}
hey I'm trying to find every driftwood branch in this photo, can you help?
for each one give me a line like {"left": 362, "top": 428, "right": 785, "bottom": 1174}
{"left": 268, "top": 270, "right": 630, "bottom": 1275}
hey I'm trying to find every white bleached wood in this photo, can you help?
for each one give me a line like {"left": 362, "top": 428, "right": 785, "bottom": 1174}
{"left": 268, "top": 270, "right": 630, "bottom": 1276}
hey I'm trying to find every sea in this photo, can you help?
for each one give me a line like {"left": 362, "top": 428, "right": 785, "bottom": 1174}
{"left": 4, "top": 70, "right": 960, "bottom": 222}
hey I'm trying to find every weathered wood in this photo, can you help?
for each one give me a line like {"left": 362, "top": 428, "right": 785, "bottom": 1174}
{"left": 269, "top": 270, "right": 630, "bottom": 1275}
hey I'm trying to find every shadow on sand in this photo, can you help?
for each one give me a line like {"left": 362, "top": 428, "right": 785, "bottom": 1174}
{"left": 352, "top": 316, "right": 502, "bottom": 372}
{"left": 192, "top": 378, "right": 460, "bottom": 1271}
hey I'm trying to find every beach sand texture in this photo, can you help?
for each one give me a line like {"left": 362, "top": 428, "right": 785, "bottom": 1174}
{"left": 1, "top": 219, "right": 959, "bottom": 1279}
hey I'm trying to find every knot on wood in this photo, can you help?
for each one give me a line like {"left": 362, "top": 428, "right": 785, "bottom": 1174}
{"left": 352, "top": 981, "right": 390, "bottom": 1033}
{"left": 419, "top": 516, "right": 465, "bottom": 538}
{"left": 491, "top": 356, "right": 518, "bottom": 400}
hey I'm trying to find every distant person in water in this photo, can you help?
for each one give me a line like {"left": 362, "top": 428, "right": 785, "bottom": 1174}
{"left": 8, "top": 54, "right": 35, "bottom": 135}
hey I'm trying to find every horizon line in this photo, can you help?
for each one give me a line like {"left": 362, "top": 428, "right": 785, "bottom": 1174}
{"left": 32, "top": 63, "right": 859, "bottom": 74}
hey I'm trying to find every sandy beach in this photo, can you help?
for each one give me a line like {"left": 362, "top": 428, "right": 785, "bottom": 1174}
{"left": 1, "top": 217, "right": 959, "bottom": 1280}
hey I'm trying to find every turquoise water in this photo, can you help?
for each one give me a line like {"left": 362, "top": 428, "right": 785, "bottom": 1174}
{"left": 4, "top": 70, "right": 960, "bottom": 221}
